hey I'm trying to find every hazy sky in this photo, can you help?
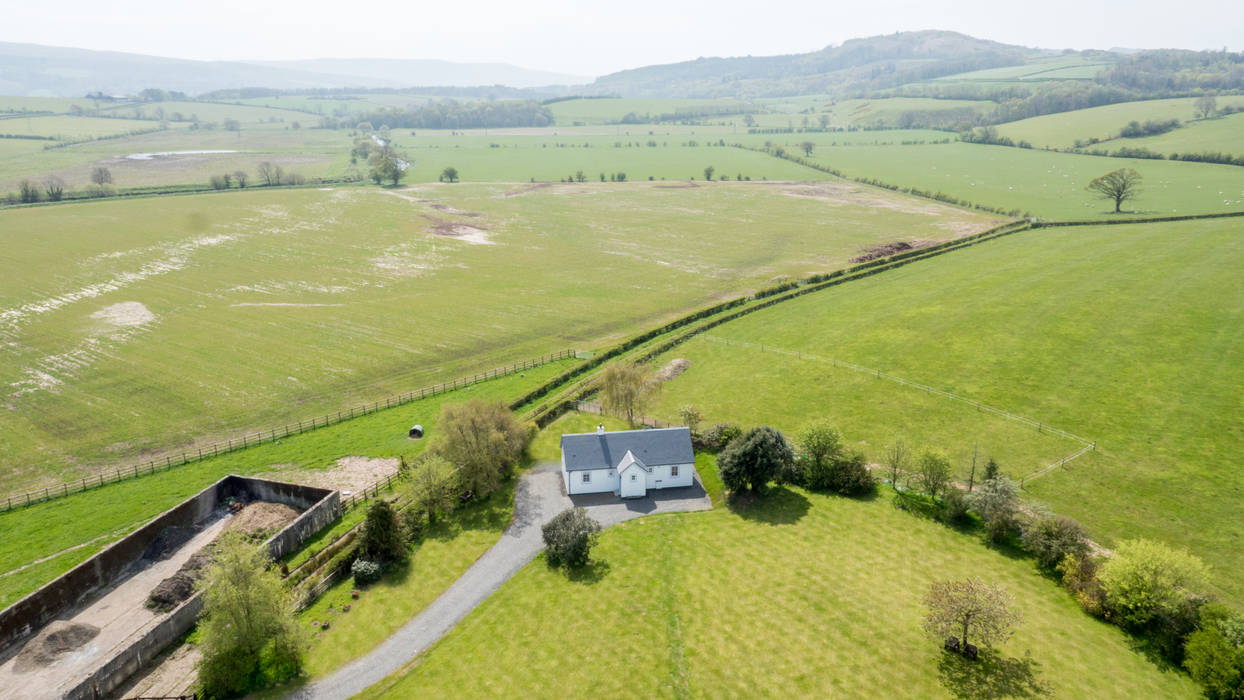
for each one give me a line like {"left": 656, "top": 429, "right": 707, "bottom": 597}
{"left": 5, "top": 0, "right": 1241, "bottom": 77}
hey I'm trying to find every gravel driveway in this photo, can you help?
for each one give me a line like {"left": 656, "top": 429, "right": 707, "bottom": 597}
{"left": 287, "top": 462, "right": 710, "bottom": 699}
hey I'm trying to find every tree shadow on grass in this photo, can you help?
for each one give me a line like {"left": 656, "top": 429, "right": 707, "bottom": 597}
{"left": 565, "top": 559, "right": 611, "bottom": 585}
{"left": 938, "top": 649, "right": 1051, "bottom": 699}
{"left": 726, "top": 486, "right": 809, "bottom": 525}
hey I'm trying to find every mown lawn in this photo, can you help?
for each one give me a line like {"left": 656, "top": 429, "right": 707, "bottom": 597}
{"left": 359, "top": 476, "right": 1197, "bottom": 698}
{"left": 291, "top": 478, "right": 518, "bottom": 678}
{"left": 647, "top": 218, "right": 1244, "bottom": 602}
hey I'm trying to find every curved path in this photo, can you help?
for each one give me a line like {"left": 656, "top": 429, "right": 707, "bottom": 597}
{"left": 287, "top": 462, "right": 710, "bottom": 700}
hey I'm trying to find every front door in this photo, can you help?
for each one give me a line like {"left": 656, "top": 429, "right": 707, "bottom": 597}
{"left": 620, "top": 467, "right": 646, "bottom": 498}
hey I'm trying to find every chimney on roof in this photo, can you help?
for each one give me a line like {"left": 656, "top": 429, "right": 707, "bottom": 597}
{"left": 597, "top": 424, "right": 605, "bottom": 434}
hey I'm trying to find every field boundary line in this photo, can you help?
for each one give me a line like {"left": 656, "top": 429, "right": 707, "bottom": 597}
{"left": 0, "top": 349, "right": 576, "bottom": 513}
{"left": 698, "top": 334, "right": 1097, "bottom": 485}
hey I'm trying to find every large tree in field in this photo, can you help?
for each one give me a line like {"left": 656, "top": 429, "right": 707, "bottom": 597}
{"left": 1086, "top": 168, "right": 1143, "bottom": 213}
{"left": 718, "top": 426, "right": 794, "bottom": 495}
{"left": 599, "top": 361, "right": 656, "bottom": 427}
{"left": 90, "top": 166, "right": 112, "bottom": 195}
{"left": 432, "top": 400, "right": 528, "bottom": 498}
{"left": 439, "top": 166, "right": 459, "bottom": 183}
{"left": 197, "top": 532, "right": 305, "bottom": 698}
{"left": 923, "top": 577, "right": 1022, "bottom": 651}
{"left": 1194, "top": 93, "right": 1218, "bottom": 120}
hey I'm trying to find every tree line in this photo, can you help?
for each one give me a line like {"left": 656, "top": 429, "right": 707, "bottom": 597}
{"left": 318, "top": 100, "right": 554, "bottom": 130}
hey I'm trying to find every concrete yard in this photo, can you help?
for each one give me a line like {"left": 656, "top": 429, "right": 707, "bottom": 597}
{"left": 0, "top": 515, "right": 231, "bottom": 700}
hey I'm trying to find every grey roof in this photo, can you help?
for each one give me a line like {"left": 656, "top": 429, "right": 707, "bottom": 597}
{"left": 560, "top": 427, "right": 693, "bottom": 471}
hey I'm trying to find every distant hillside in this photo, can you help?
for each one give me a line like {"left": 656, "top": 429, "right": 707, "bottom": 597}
{"left": 0, "top": 43, "right": 589, "bottom": 97}
{"left": 250, "top": 59, "right": 589, "bottom": 89}
{"left": 585, "top": 31, "right": 1050, "bottom": 98}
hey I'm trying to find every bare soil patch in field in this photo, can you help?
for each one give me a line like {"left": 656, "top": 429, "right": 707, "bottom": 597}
{"left": 850, "top": 240, "right": 937, "bottom": 263}
{"left": 500, "top": 182, "right": 551, "bottom": 198}
{"left": 90, "top": 301, "right": 155, "bottom": 329}
{"left": 419, "top": 214, "right": 493, "bottom": 245}
{"left": 652, "top": 182, "right": 700, "bottom": 189}
{"left": 259, "top": 456, "right": 400, "bottom": 496}
{"left": 656, "top": 358, "right": 691, "bottom": 383}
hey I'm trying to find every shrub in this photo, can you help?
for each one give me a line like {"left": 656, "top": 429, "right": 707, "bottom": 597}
{"left": 940, "top": 487, "right": 971, "bottom": 524}
{"left": 826, "top": 452, "right": 874, "bottom": 496}
{"left": 401, "top": 510, "right": 425, "bottom": 544}
{"left": 542, "top": 507, "right": 601, "bottom": 568}
{"left": 969, "top": 476, "right": 1019, "bottom": 544}
{"left": 351, "top": 558, "right": 382, "bottom": 586}
{"left": 718, "top": 426, "right": 794, "bottom": 495}
{"left": 360, "top": 500, "right": 406, "bottom": 563}
{"left": 1022, "top": 515, "right": 1090, "bottom": 568}
{"left": 701, "top": 422, "right": 742, "bottom": 452}
{"left": 1098, "top": 539, "right": 1210, "bottom": 628}
{"left": 1059, "top": 553, "right": 1108, "bottom": 618}
{"left": 1185, "top": 604, "right": 1244, "bottom": 700}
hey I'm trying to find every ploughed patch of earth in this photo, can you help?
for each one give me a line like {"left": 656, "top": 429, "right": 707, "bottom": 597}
{"left": 850, "top": 240, "right": 937, "bottom": 263}
{"left": 258, "top": 456, "right": 400, "bottom": 497}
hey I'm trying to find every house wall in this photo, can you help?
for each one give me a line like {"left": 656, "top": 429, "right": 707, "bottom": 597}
{"left": 563, "top": 462, "right": 696, "bottom": 495}
{"left": 566, "top": 467, "right": 619, "bottom": 495}
{"left": 641, "top": 462, "right": 695, "bottom": 490}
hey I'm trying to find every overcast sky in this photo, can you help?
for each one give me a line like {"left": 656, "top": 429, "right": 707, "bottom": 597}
{"left": 5, "top": 0, "right": 1241, "bottom": 77}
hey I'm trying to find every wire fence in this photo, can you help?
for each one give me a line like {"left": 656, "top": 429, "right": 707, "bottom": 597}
{"left": 699, "top": 335, "right": 1096, "bottom": 485}
{"left": 1, "top": 349, "right": 575, "bottom": 513}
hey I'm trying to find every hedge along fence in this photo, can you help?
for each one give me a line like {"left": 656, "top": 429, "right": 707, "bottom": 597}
{"left": 1029, "top": 209, "right": 1244, "bottom": 227}
{"left": 1, "top": 349, "right": 575, "bottom": 513}
{"left": 522, "top": 220, "right": 1033, "bottom": 428}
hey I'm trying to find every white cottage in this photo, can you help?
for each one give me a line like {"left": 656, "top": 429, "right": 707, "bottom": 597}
{"left": 560, "top": 426, "right": 696, "bottom": 498}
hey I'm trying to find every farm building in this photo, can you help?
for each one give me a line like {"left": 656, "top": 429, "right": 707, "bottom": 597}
{"left": 560, "top": 426, "right": 695, "bottom": 498}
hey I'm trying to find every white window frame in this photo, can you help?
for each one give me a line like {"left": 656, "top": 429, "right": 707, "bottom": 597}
{"left": 582, "top": 472, "right": 591, "bottom": 484}
{"left": 671, "top": 465, "right": 679, "bottom": 477}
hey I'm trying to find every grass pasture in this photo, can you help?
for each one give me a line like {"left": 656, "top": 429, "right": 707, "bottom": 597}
{"left": 996, "top": 96, "right": 1244, "bottom": 149}
{"left": 1097, "top": 112, "right": 1244, "bottom": 158}
{"left": 647, "top": 218, "right": 1244, "bottom": 602}
{"left": 0, "top": 115, "right": 184, "bottom": 140}
{"left": 0, "top": 181, "right": 1002, "bottom": 493}
{"left": 361, "top": 471, "right": 1197, "bottom": 698}
{"left": 808, "top": 141, "right": 1244, "bottom": 217}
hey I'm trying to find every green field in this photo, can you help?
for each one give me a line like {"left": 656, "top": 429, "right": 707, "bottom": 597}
{"left": 805, "top": 141, "right": 1244, "bottom": 217}
{"left": 0, "top": 126, "right": 353, "bottom": 191}
{"left": 646, "top": 218, "right": 1244, "bottom": 602}
{"left": 996, "top": 96, "right": 1244, "bottom": 149}
{"left": 930, "top": 54, "right": 1116, "bottom": 84}
{"left": 749, "top": 97, "right": 996, "bottom": 129}
{"left": 0, "top": 115, "right": 184, "bottom": 139}
{"left": 0, "top": 182, "right": 1001, "bottom": 493}
{"left": 97, "top": 100, "right": 314, "bottom": 126}
{"left": 1097, "top": 112, "right": 1244, "bottom": 157}
{"left": 361, "top": 461, "right": 1197, "bottom": 698}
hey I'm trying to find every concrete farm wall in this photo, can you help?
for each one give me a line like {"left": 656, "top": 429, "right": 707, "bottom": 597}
{"left": 61, "top": 478, "right": 339, "bottom": 700}
{"left": 0, "top": 476, "right": 336, "bottom": 660}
